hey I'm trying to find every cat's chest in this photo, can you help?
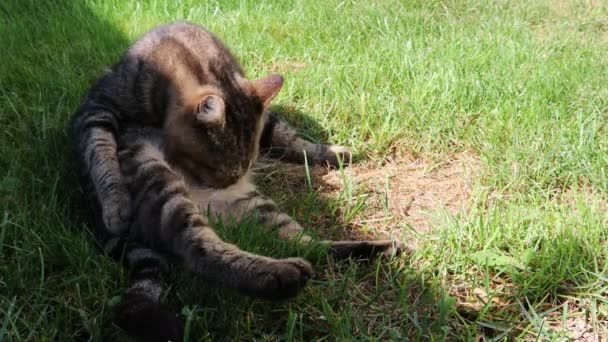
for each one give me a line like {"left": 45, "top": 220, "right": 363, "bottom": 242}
{"left": 183, "top": 173, "right": 256, "bottom": 218}
{"left": 132, "top": 138, "right": 258, "bottom": 218}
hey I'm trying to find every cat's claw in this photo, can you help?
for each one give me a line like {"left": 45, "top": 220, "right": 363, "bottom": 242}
{"left": 253, "top": 257, "right": 313, "bottom": 300}
{"left": 318, "top": 144, "right": 352, "bottom": 167}
{"left": 328, "top": 240, "right": 409, "bottom": 260}
{"left": 381, "top": 240, "right": 412, "bottom": 258}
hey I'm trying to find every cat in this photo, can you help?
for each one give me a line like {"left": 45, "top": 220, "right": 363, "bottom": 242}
{"left": 71, "top": 22, "right": 402, "bottom": 341}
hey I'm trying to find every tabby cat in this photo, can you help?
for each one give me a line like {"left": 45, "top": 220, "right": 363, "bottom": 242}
{"left": 71, "top": 22, "right": 401, "bottom": 341}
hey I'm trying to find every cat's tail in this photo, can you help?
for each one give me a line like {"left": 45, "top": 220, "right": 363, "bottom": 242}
{"left": 104, "top": 236, "right": 183, "bottom": 342}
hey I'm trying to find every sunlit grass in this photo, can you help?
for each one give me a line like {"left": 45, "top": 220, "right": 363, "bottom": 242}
{"left": 1, "top": 0, "right": 608, "bottom": 340}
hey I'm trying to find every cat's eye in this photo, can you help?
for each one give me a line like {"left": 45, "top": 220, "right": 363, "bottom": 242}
{"left": 195, "top": 95, "right": 224, "bottom": 125}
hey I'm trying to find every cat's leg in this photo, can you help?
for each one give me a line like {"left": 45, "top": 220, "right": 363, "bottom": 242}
{"left": 226, "top": 190, "right": 403, "bottom": 259}
{"left": 256, "top": 114, "right": 404, "bottom": 258}
{"left": 71, "top": 111, "right": 177, "bottom": 340}
{"left": 259, "top": 110, "right": 352, "bottom": 166}
{"left": 120, "top": 142, "right": 313, "bottom": 300}
{"left": 104, "top": 237, "right": 183, "bottom": 342}
{"left": 71, "top": 108, "right": 131, "bottom": 235}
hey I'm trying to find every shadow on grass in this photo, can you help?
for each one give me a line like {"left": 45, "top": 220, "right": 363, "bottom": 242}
{"left": 167, "top": 131, "right": 461, "bottom": 339}
{"left": 0, "top": 0, "right": 130, "bottom": 207}
{"left": 0, "top": 2, "right": 459, "bottom": 340}
{"left": 0, "top": 1, "right": 130, "bottom": 341}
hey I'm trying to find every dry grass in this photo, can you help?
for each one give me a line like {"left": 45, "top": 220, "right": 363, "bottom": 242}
{"left": 260, "top": 152, "right": 481, "bottom": 246}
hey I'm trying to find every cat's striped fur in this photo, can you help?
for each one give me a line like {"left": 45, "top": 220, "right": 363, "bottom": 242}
{"left": 71, "top": 22, "right": 401, "bottom": 341}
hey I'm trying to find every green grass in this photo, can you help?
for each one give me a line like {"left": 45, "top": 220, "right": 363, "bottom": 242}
{"left": 1, "top": 0, "right": 608, "bottom": 340}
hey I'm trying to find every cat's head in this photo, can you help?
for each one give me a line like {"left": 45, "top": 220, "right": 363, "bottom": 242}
{"left": 164, "top": 72, "right": 283, "bottom": 188}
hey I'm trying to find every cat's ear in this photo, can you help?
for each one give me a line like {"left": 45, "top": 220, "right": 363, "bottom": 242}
{"left": 195, "top": 94, "right": 225, "bottom": 125}
{"left": 252, "top": 74, "right": 283, "bottom": 105}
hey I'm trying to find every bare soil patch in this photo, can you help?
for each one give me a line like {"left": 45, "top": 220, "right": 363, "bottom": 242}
{"left": 260, "top": 152, "right": 481, "bottom": 244}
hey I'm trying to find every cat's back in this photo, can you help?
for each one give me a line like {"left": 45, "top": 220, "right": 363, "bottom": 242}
{"left": 128, "top": 23, "right": 214, "bottom": 60}
{"left": 126, "top": 22, "right": 241, "bottom": 78}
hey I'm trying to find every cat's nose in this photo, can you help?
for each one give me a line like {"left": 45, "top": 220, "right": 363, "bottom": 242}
{"left": 221, "top": 167, "right": 242, "bottom": 186}
{"left": 231, "top": 166, "right": 242, "bottom": 177}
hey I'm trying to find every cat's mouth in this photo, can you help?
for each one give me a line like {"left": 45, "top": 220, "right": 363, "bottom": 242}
{"left": 205, "top": 166, "right": 246, "bottom": 189}
{"left": 209, "top": 175, "right": 239, "bottom": 189}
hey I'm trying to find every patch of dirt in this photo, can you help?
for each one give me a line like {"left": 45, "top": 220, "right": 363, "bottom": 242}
{"left": 557, "top": 187, "right": 608, "bottom": 215}
{"left": 326, "top": 153, "right": 479, "bottom": 235}
{"left": 531, "top": 0, "right": 607, "bottom": 43}
{"left": 261, "top": 152, "right": 481, "bottom": 244}
{"left": 540, "top": 299, "right": 607, "bottom": 342}
{"left": 552, "top": 315, "right": 602, "bottom": 341}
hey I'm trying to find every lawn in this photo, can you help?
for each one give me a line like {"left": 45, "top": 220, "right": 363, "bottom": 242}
{"left": 1, "top": 0, "right": 608, "bottom": 340}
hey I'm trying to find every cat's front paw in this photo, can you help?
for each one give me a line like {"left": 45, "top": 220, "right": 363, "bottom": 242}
{"left": 317, "top": 145, "right": 352, "bottom": 167}
{"left": 253, "top": 257, "right": 313, "bottom": 300}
